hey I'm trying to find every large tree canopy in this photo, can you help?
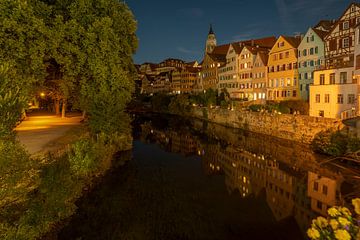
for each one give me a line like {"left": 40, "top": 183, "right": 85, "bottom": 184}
{"left": 0, "top": 0, "right": 138, "bottom": 135}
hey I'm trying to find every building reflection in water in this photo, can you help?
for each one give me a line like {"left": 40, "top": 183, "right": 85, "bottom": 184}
{"left": 138, "top": 117, "right": 359, "bottom": 237}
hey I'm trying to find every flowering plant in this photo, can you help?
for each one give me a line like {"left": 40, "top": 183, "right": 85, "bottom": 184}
{"left": 307, "top": 198, "right": 360, "bottom": 240}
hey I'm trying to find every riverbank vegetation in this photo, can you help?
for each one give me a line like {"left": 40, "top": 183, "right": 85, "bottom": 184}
{"left": 0, "top": 0, "right": 137, "bottom": 238}
{"left": 311, "top": 130, "right": 360, "bottom": 157}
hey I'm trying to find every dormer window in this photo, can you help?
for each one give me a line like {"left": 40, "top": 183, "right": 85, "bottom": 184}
{"left": 278, "top": 42, "right": 285, "bottom": 47}
{"left": 343, "top": 21, "right": 349, "bottom": 30}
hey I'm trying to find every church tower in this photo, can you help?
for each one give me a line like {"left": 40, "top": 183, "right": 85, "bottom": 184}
{"left": 205, "top": 24, "right": 217, "bottom": 54}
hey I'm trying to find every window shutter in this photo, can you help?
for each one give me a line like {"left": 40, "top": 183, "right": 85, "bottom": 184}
{"left": 339, "top": 22, "right": 343, "bottom": 31}
{"left": 350, "top": 18, "right": 356, "bottom": 27}
{"left": 339, "top": 39, "right": 343, "bottom": 49}
{"left": 329, "top": 39, "right": 337, "bottom": 50}
{"left": 350, "top": 36, "right": 353, "bottom": 46}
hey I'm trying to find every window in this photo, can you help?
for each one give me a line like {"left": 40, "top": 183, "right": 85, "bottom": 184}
{"left": 285, "top": 51, "right": 289, "bottom": 58}
{"left": 325, "top": 94, "right": 330, "bottom": 103}
{"left": 304, "top": 73, "right": 308, "bottom": 79}
{"left": 348, "top": 94, "right": 355, "bottom": 104}
{"left": 356, "top": 55, "right": 360, "bottom": 70}
{"left": 293, "top": 90, "right": 297, "bottom": 97}
{"left": 310, "top": 48, "right": 314, "bottom": 55}
{"left": 330, "top": 73, "right": 335, "bottom": 84}
{"left": 319, "top": 110, "right": 324, "bottom": 117}
{"left": 299, "top": 73, "right": 302, "bottom": 80}
{"left": 287, "top": 78, "right": 291, "bottom": 86}
{"left": 298, "top": 50, "right": 301, "bottom": 57}
{"left": 278, "top": 41, "right": 285, "bottom": 47}
{"left": 320, "top": 74, "right": 325, "bottom": 85}
{"left": 322, "top": 185, "right": 328, "bottom": 195}
{"left": 279, "top": 53, "right": 283, "bottom": 59}
{"left": 314, "top": 182, "right": 319, "bottom": 191}
{"left": 340, "top": 72, "right": 347, "bottom": 84}
{"left": 343, "top": 38, "right": 350, "bottom": 48}
{"left": 343, "top": 21, "right": 349, "bottom": 30}
{"left": 316, "top": 94, "right": 320, "bottom": 103}
{"left": 317, "top": 200, "right": 322, "bottom": 210}
{"left": 311, "top": 35, "right": 314, "bottom": 41}
{"left": 303, "top": 61, "right": 307, "bottom": 67}
{"left": 303, "top": 49, "right": 307, "bottom": 56}
{"left": 337, "top": 94, "right": 344, "bottom": 104}
{"left": 310, "top": 60, "right": 314, "bottom": 67}
{"left": 315, "top": 47, "right": 318, "bottom": 54}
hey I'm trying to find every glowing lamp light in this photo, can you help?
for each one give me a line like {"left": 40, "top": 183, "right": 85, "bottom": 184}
{"left": 40, "top": 92, "right": 45, "bottom": 97}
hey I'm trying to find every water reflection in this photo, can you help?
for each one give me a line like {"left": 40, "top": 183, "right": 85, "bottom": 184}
{"left": 138, "top": 114, "right": 360, "bottom": 237}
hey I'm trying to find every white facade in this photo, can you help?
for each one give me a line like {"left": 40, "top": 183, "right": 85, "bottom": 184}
{"left": 309, "top": 67, "right": 357, "bottom": 119}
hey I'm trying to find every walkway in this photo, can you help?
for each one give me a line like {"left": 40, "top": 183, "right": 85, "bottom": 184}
{"left": 16, "top": 112, "right": 82, "bottom": 155}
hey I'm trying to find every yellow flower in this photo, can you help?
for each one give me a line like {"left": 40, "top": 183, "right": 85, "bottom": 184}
{"left": 307, "top": 228, "right": 320, "bottom": 240}
{"left": 314, "top": 216, "right": 328, "bottom": 228}
{"left": 340, "top": 207, "right": 351, "bottom": 216}
{"left": 338, "top": 217, "right": 350, "bottom": 226}
{"left": 328, "top": 207, "right": 340, "bottom": 217}
{"left": 334, "top": 229, "right": 351, "bottom": 240}
{"left": 330, "top": 219, "right": 339, "bottom": 230}
{"left": 352, "top": 198, "right": 360, "bottom": 215}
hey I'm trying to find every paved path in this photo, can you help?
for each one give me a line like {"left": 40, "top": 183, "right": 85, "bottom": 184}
{"left": 16, "top": 113, "right": 82, "bottom": 155}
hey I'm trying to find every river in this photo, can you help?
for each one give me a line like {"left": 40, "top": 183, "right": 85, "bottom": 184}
{"left": 58, "top": 113, "right": 360, "bottom": 240}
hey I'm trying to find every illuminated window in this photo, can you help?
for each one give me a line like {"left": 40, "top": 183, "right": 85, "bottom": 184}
{"left": 325, "top": 94, "right": 330, "bottom": 103}
{"left": 316, "top": 94, "right": 320, "bottom": 103}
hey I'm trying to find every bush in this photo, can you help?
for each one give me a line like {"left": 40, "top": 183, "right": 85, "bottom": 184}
{"left": 168, "top": 94, "right": 191, "bottom": 115}
{"left": 0, "top": 140, "right": 39, "bottom": 210}
{"left": 248, "top": 104, "right": 263, "bottom": 112}
{"left": 311, "top": 130, "right": 360, "bottom": 156}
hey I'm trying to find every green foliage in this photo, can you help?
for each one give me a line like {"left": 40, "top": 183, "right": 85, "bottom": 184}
{"left": 248, "top": 104, "right": 263, "bottom": 112}
{"left": 0, "top": 64, "right": 28, "bottom": 137}
{"left": 0, "top": 0, "right": 137, "bottom": 133}
{"left": 0, "top": 140, "right": 38, "bottom": 211}
{"left": 168, "top": 94, "right": 191, "bottom": 115}
{"left": 151, "top": 93, "right": 172, "bottom": 112}
{"left": 311, "top": 130, "right": 360, "bottom": 156}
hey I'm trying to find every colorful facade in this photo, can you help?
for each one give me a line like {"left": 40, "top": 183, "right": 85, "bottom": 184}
{"left": 297, "top": 28, "right": 328, "bottom": 100}
{"left": 267, "top": 36, "right": 301, "bottom": 101}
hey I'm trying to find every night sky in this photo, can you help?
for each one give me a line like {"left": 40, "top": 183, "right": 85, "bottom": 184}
{"left": 127, "top": 0, "right": 355, "bottom": 64}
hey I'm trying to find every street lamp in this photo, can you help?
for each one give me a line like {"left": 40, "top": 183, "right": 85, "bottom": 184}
{"left": 40, "top": 92, "right": 45, "bottom": 97}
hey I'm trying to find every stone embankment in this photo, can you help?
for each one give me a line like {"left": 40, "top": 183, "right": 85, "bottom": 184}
{"left": 191, "top": 107, "right": 344, "bottom": 144}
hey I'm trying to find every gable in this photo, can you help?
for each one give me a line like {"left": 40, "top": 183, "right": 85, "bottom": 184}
{"left": 325, "top": 3, "right": 360, "bottom": 40}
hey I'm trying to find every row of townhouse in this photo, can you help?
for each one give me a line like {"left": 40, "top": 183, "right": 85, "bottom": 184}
{"left": 200, "top": 22, "right": 332, "bottom": 102}
{"left": 200, "top": 2, "right": 360, "bottom": 119}
{"left": 136, "top": 58, "right": 201, "bottom": 95}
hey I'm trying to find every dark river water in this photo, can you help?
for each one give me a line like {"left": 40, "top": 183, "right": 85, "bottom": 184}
{"left": 58, "top": 114, "right": 360, "bottom": 240}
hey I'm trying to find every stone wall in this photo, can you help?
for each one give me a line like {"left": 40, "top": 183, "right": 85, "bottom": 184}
{"left": 191, "top": 107, "right": 344, "bottom": 144}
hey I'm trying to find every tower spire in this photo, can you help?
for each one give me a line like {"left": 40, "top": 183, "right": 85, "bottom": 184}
{"left": 209, "top": 24, "right": 214, "bottom": 35}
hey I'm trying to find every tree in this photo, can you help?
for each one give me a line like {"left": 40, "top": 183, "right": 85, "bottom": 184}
{"left": 0, "top": 0, "right": 138, "bottom": 132}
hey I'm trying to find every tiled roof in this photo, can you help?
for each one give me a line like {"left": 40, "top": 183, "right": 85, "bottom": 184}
{"left": 314, "top": 20, "right": 334, "bottom": 31}
{"left": 211, "top": 43, "right": 231, "bottom": 55}
{"left": 257, "top": 51, "right": 269, "bottom": 65}
{"left": 312, "top": 28, "right": 329, "bottom": 40}
{"left": 282, "top": 36, "right": 302, "bottom": 48}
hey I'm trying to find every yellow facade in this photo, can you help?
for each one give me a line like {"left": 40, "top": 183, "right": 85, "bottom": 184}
{"left": 267, "top": 36, "right": 301, "bottom": 101}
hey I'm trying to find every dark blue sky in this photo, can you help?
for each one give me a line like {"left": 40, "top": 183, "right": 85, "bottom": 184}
{"left": 127, "top": 0, "right": 355, "bottom": 64}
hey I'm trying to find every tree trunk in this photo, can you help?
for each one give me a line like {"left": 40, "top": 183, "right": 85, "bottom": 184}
{"left": 61, "top": 99, "right": 66, "bottom": 118}
{"left": 55, "top": 99, "right": 60, "bottom": 115}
